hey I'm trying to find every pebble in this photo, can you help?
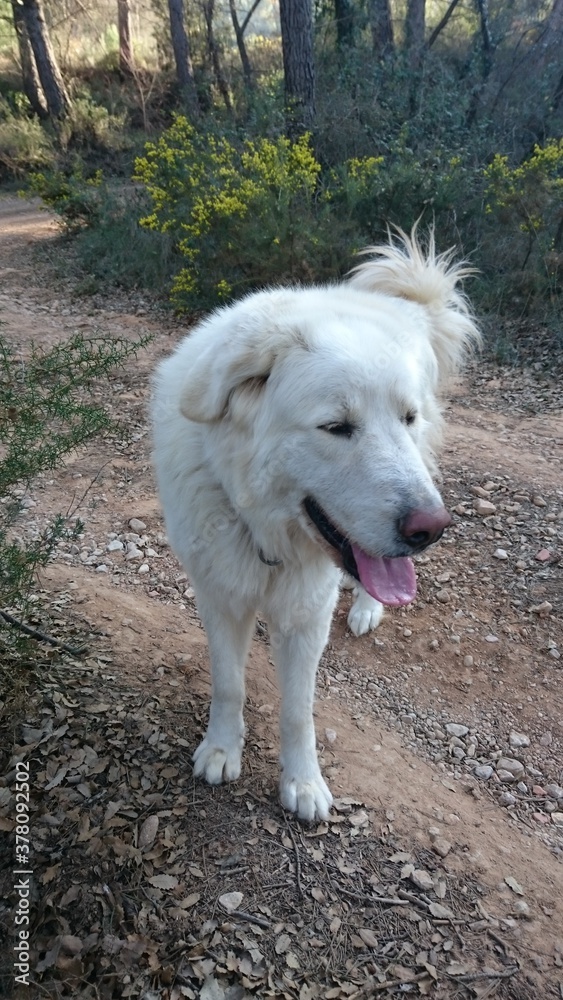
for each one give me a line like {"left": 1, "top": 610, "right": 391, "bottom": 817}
{"left": 126, "top": 545, "right": 143, "bottom": 561}
{"left": 496, "top": 757, "right": 525, "bottom": 778}
{"left": 129, "top": 517, "right": 147, "bottom": 532}
{"left": 138, "top": 564, "right": 150, "bottom": 575}
{"left": 432, "top": 837, "right": 452, "bottom": 858}
{"left": 545, "top": 784, "right": 563, "bottom": 801}
{"left": 463, "top": 655, "right": 474, "bottom": 668}
{"left": 499, "top": 792, "right": 516, "bottom": 806}
{"left": 324, "top": 729, "right": 337, "bottom": 745}
{"left": 509, "top": 732, "right": 530, "bottom": 749}
{"left": 474, "top": 499, "right": 496, "bottom": 516}
{"left": 551, "top": 813, "right": 563, "bottom": 826}
{"left": 446, "top": 723, "right": 468, "bottom": 738}
{"left": 497, "top": 770, "right": 518, "bottom": 783}
{"left": 95, "top": 564, "right": 108, "bottom": 573}
{"left": 474, "top": 765, "right": 493, "bottom": 780}
{"left": 532, "top": 495, "right": 546, "bottom": 507}
{"left": 107, "top": 539, "right": 124, "bottom": 552}
{"left": 436, "top": 589, "right": 451, "bottom": 603}
{"left": 535, "top": 549, "right": 552, "bottom": 562}
{"left": 493, "top": 548, "right": 508, "bottom": 560}
{"left": 513, "top": 900, "right": 531, "bottom": 917}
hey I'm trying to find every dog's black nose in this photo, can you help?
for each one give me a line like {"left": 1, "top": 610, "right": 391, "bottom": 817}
{"left": 399, "top": 507, "right": 452, "bottom": 548}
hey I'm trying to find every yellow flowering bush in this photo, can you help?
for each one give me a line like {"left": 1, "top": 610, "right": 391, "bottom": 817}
{"left": 133, "top": 117, "right": 336, "bottom": 309}
{"left": 484, "top": 140, "right": 563, "bottom": 257}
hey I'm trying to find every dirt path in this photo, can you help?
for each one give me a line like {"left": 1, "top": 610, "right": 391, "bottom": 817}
{"left": 1, "top": 195, "right": 562, "bottom": 1000}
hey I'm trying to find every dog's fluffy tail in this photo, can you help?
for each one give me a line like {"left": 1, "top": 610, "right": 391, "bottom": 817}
{"left": 348, "top": 227, "right": 481, "bottom": 382}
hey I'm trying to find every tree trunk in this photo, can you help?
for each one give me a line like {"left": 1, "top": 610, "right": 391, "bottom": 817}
{"left": 203, "top": 0, "right": 232, "bottom": 111}
{"left": 117, "top": 0, "right": 134, "bottom": 74}
{"left": 167, "top": 0, "right": 200, "bottom": 118}
{"left": 21, "top": 0, "right": 71, "bottom": 119}
{"left": 466, "top": 0, "right": 496, "bottom": 127}
{"left": 11, "top": 1, "right": 48, "bottom": 118}
{"left": 404, "top": 0, "right": 426, "bottom": 71}
{"left": 229, "top": 0, "right": 262, "bottom": 91}
{"left": 279, "top": 0, "right": 315, "bottom": 138}
{"left": 334, "top": 0, "right": 354, "bottom": 49}
{"left": 369, "top": 0, "right": 393, "bottom": 60}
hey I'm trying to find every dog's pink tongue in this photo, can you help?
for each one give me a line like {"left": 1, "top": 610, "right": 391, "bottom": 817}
{"left": 351, "top": 546, "right": 417, "bottom": 606}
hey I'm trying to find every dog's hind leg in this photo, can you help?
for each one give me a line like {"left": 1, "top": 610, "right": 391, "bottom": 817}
{"left": 268, "top": 607, "right": 334, "bottom": 823}
{"left": 192, "top": 600, "right": 256, "bottom": 785}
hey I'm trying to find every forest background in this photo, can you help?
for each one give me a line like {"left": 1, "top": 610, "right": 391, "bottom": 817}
{"left": 0, "top": 0, "right": 562, "bottom": 329}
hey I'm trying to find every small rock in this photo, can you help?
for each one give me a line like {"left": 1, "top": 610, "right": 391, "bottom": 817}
{"left": 429, "top": 639, "right": 440, "bottom": 650}
{"left": 138, "top": 564, "right": 150, "bottom": 574}
{"left": 496, "top": 757, "right": 525, "bottom": 778}
{"left": 324, "top": 728, "right": 337, "bottom": 745}
{"left": 107, "top": 539, "right": 124, "bottom": 552}
{"left": 539, "top": 732, "right": 553, "bottom": 747}
{"left": 473, "top": 764, "right": 493, "bottom": 781}
{"left": 548, "top": 647, "right": 560, "bottom": 660}
{"left": 410, "top": 869, "right": 434, "bottom": 891}
{"left": 446, "top": 723, "right": 469, "bottom": 738}
{"left": 436, "top": 589, "right": 451, "bottom": 603}
{"left": 551, "top": 813, "right": 563, "bottom": 827}
{"left": 513, "top": 900, "right": 531, "bottom": 918}
{"left": 535, "top": 548, "right": 552, "bottom": 562}
{"left": 95, "top": 564, "right": 108, "bottom": 573}
{"left": 129, "top": 517, "right": 147, "bottom": 532}
{"left": 432, "top": 837, "right": 452, "bottom": 858}
{"left": 509, "top": 732, "right": 530, "bottom": 749}
{"left": 533, "top": 812, "right": 550, "bottom": 824}
{"left": 485, "top": 634, "right": 499, "bottom": 643}
{"left": 463, "top": 655, "right": 474, "bottom": 668}
{"left": 530, "top": 601, "right": 552, "bottom": 615}
{"left": 517, "top": 782, "right": 528, "bottom": 794}
{"left": 474, "top": 498, "right": 496, "bottom": 516}
{"left": 497, "top": 769, "right": 518, "bottom": 783}
{"left": 532, "top": 495, "right": 546, "bottom": 507}
{"left": 403, "top": 628, "right": 412, "bottom": 637}
{"left": 493, "top": 548, "right": 508, "bottom": 560}
{"left": 126, "top": 545, "right": 143, "bottom": 561}
{"left": 545, "top": 784, "right": 563, "bottom": 801}
{"left": 219, "top": 891, "right": 243, "bottom": 912}
{"left": 532, "top": 785, "right": 546, "bottom": 796}
{"left": 499, "top": 792, "right": 516, "bottom": 806}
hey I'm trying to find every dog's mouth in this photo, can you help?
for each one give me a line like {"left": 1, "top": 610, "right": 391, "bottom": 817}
{"left": 303, "top": 496, "right": 417, "bottom": 607}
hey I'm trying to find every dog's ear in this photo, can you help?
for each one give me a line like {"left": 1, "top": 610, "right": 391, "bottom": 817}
{"left": 178, "top": 328, "right": 278, "bottom": 423}
{"left": 349, "top": 227, "right": 481, "bottom": 386}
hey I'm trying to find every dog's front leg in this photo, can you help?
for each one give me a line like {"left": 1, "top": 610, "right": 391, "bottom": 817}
{"left": 268, "top": 611, "right": 334, "bottom": 823}
{"left": 192, "top": 600, "right": 256, "bottom": 785}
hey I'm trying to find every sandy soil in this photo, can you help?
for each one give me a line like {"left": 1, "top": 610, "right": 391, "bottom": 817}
{"left": 0, "top": 195, "right": 562, "bottom": 1000}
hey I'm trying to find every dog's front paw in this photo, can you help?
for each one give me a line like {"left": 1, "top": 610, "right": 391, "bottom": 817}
{"left": 280, "top": 771, "right": 333, "bottom": 823}
{"left": 347, "top": 591, "right": 384, "bottom": 637}
{"left": 193, "top": 736, "right": 242, "bottom": 784}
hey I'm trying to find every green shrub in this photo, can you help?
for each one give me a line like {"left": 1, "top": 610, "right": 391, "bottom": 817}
{"left": 480, "top": 139, "right": 563, "bottom": 311}
{"left": 132, "top": 116, "right": 480, "bottom": 312}
{"left": 28, "top": 166, "right": 105, "bottom": 233}
{"left": 0, "top": 332, "right": 150, "bottom": 628}
{"left": 0, "top": 97, "right": 55, "bottom": 178}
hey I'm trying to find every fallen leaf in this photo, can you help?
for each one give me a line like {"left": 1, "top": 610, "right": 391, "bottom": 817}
{"left": 139, "top": 815, "right": 159, "bottom": 848}
{"left": 504, "top": 876, "right": 524, "bottom": 895}
{"left": 148, "top": 874, "right": 179, "bottom": 890}
{"left": 358, "top": 928, "right": 378, "bottom": 948}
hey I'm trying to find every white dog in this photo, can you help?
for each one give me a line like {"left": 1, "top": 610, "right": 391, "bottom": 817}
{"left": 152, "top": 230, "right": 480, "bottom": 822}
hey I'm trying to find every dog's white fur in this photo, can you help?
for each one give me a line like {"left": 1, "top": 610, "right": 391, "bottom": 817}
{"left": 152, "top": 230, "right": 480, "bottom": 822}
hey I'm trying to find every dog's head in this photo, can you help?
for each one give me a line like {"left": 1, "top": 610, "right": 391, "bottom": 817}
{"left": 176, "top": 230, "right": 480, "bottom": 606}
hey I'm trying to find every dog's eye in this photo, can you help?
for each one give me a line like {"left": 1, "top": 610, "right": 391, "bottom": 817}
{"left": 404, "top": 411, "right": 417, "bottom": 426}
{"left": 320, "top": 421, "right": 355, "bottom": 438}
